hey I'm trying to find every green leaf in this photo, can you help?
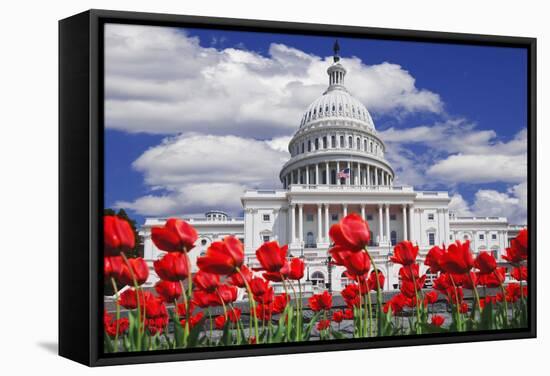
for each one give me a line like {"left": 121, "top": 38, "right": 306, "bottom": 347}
{"left": 187, "top": 317, "right": 206, "bottom": 348}
{"left": 170, "top": 310, "right": 185, "bottom": 348}
{"left": 302, "top": 312, "right": 321, "bottom": 341}
{"left": 330, "top": 329, "right": 346, "bottom": 340}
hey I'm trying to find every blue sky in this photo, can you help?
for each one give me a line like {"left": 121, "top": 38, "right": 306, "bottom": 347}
{"left": 104, "top": 24, "right": 528, "bottom": 225}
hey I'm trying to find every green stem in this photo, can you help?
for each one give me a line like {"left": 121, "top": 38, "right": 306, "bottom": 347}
{"left": 236, "top": 267, "right": 260, "bottom": 343}
{"left": 110, "top": 277, "right": 120, "bottom": 352}
{"left": 179, "top": 280, "right": 189, "bottom": 347}
{"left": 366, "top": 250, "right": 383, "bottom": 336}
{"left": 469, "top": 273, "right": 482, "bottom": 318}
{"left": 449, "top": 275, "right": 462, "bottom": 331}
{"left": 410, "top": 266, "right": 421, "bottom": 334}
{"left": 367, "top": 290, "right": 373, "bottom": 337}
{"left": 120, "top": 252, "right": 143, "bottom": 350}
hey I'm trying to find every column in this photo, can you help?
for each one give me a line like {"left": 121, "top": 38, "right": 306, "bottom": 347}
{"left": 366, "top": 165, "right": 371, "bottom": 185}
{"left": 290, "top": 204, "right": 296, "bottom": 243}
{"left": 357, "top": 162, "right": 361, "bottom": 185}
{"left": 305, "top": 165, "right": 309, "bottom": 185}
{"left": 360, "top": 204, "right": 366, "bottom": 220}
{"left": 374, "top": 167, "right": 378, "bottom": 185}
{"left": 315, "top": 164, "right": 319, "bottom": 185}
{"left": 297, "top": 168, "right": 301, "bottom": 184}
{"left": 409, "top": 205, "right": 415, "bottom": 243}
{"left": 347, "top": 161, "right": 351, "bottom": 185}
{"left": 298, "top": 204, "right": 304, "bottom": 244}
{"left": 402, "top": 205, "right": 408, "bottom": 240}
{"left": 317, "top": 204, "right": 323, "bottom": 243}
{"left": 336, "top": 161, "right": 340, "bottom": 185}
{"left": 325, "top": 162, "right": 329, "bottom": 185}
{"left": 385, "top": 204, "right": 391, "bottom": 244}
{"left": 378, "top": 205, "right": 384, "bottom": 244}
{"left": 343, "top": 204, "right": 348, "bottom": 217}
{"left": 324, "top": 204, "right": 330, "bottom": 242}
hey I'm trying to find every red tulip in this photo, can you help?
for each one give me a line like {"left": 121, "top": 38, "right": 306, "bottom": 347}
{"left": 176, "top": 301, "right": 195, "bottom": 317}
{"left": 317, "top": 319, "right": 331, "bottom": 331}
{"left": 214, "top": 315, "right": 226, "bottom": 330}
{"left": 105, "top": 316, "right": 129, "bottom": 338}
{"left": 254, "top": 286, "right": 274, "bottom": 305}
{"left": 424, "top": 290, "right": 439, "bottom": 305}
{"left": 343, "top": 308, "right": 354, "bottom": 320}
{"left": 193, "top": 270, "right": 220, "bottom": 293}
{"left": 432, "top": 273, "right": 452, "bottom": 292}
{"left": 431, "top": 315, "right": 445, "bottom": 327}
{"left": 154, "top": 280, "right": 182, "bottom": 302}
{"left": 425, "top": 245, "right": 445, "bottom": 273}
{"left": 272, "top": 293, "right": 289, "bottom": 314}
{"left": 505, "top": 283, "right": 527, "bottom": 302}
{"left": 283, "top": 257, "right": 305, "bottom": 280}
{"left": 213, "top": 284, "right": 238, "bottom": 305}
{"left": 329, "top": 213, "right": 371, "bottom": 251}
{"left": 118, "top": 257, "right": 149, "bottom": 286}
{"left": 400, "top": 276, "right": 426, "bottom": 298}
{"left": 328, "top": 245, "right": 352, "bottom": 266}
{"left": 118, "top": 288, "right": 152, "bottom": 310}
{"left": 153, "top": 252, "right": 189, "bottom": 281}
{"left": 474, "top": 251, "right": 497, "bottom": 274}
{"left": 399, "top": 264, "right": 421, "bottom": 282}
{"left": 503, "top": 229, "right": 528, "bottom": 264}
{"left": 332, "top": 310, "right": 344, "bottom": 323}
{"left": 515, "top": 228, "right": 528, "bottom": 255}
{"left": 180, "top": 312, "right": 204, "bottom": 329}
{"left": 254, "top": 304, "right": 272, "bottom": 321}
{"left": 228, "top": 308, "right": 241, "bottom": 323}
{"left": 342, "top": 250, "right": 371, "bottom": 277}
{"left": 477, "top": 267, "right": 506, "bottom": 287}
{"left": 104, "top": 256, "right": 123, "bottom": 281}
{"left": 511, "top": 266, "right": 528, "bottom": 281}
{"left": 383, "top": 293, "right": 410, "bottom": 314}
{"left": 391, "top": 241, "right": 419, "bottom": 266}
{"left": 367, "top": 270, "right": 385, "bottom": 291}
{"left": 197, "top": 236, "right": 244, "bottom": 275}
{"left": 151, "top": 218, "right": 198, "bottom": 253}
{"left": 439, "top": 240, "right": 474, "bottom": 274}
{"left": 459, "top": 302, "right": 469, "bottom": 314}
{"left": 192, "top": 290, "right": 217, "bottom": 308}
{"left": 446, "top": 286, "right": 464, "bottom": 305}
{"left": 249, "top": 277, "right": 270, "bottom": 297}
{"left": 144, "top": 296, "right": 169, "bottom": 334}
{"left": 341, "top": 283, "right": 361, "bottom": 307}
{"left": 256, "top": 241, "right": 288, "bottom": 272}
{"left": 228, "top": 265, "right": 252, "bottom": 288}
{"left": 104, "top": 215, "right": 135, "bottom": 256}
{"left": 308, "top": 291, "right": 332, "bottom": 312}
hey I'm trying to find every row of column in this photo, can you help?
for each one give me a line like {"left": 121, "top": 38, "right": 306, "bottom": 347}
{"left": 284, "top": 161, "right": 393, "bottom": 188}
{"left": 292, "top": 131, "right": 380, "bottom": 156}
{"left": 288, "top": 203, "right": 413, "bottom": 246}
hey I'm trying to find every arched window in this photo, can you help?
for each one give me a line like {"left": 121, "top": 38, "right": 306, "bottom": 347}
{"left": 364, "top": 139, "right": 367, "bottom": 151}
{"left": 340, "top": 135, "right": 344, "bottom": 147}
{"left": 307, "top": 140, "right": 311, "bottom": 152}
{"left": 348, "top": 136, "right": 353, "bottom": 148}
{"left": 315, "top": 138, "right": 319, "bottom": 150}
{"left": 323, "top": 136, "right": 327, "bottom": 149}
{"left": 331, "top": 135, "right": 336, "bottom": 148}
{"left": 370, "top": 142, "right": 373, "bottom": 152}
{"left": 311, "top": 271, "right": 325, "bottom": 287}
{"left": 341, "top": 272, "right": 352, "bottom": 287}
{"left": 356, "top": 137, "right": 361, "bottom": 150}
{"left": 391, "top": 230, "right": 397, "bottom": 246}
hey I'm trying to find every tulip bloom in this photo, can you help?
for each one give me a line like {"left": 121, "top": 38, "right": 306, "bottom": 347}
{"left": 192, "top": 290, "right": 217, "bottom": 308}
{"left": 283, "top": 257, "right": 305, "bottom": 280}
{"left": 255, "top": 241, "right": 288, "bottom": 272}
{"left": 391, "top": 241, "right": 419, "bottom": 266}
{"left": 154, "top": 280, "right": 182, "bottom": 302}
{"left": 328, "top": 245, "right": 352, "bottom": 266}
{"left": 105, "top": 316, "right": 130, "bottom": 338}
{"left": 153, "top": 252, "right": 189, "bottom": 281}
{"left": 118, "top": 257, "right": 149, "bottom": 286}
{"left": 431, "top": 315, "right": 445, "bottom": 327}
{"left": 342, "top": 250, "right": 371, "bottom": 277}
{"left": 180, "top": 312, "right": 205, "bottom": 329}
{"left": 193, "top": 270, "right": 220, "bottom": 293}
{"left": 317, "top": 319, "right": 331, "bottom": 331}
{"left": 341, "top": 283, "right": 361, "bottom": 307}
{"left": 511, "top": 266, "right": 528, "bottom": 281}
{"left": 308, "top": 291, "right": 332, "bottom": 312}
{"left": 332, "top": 310, "right": 344, "bottom": 323}
{"left": 329, "top": 213, "right": 371, "bottom": 251}
{"left": 424, "top": 290, "right": 439, "bottom": 305}
{"left": 425, "top": 245, "right": 445, "bottom": 273}
{"left": 439, "top": 240, "right": 474, "bottom": 274}
{"left": 249, "top": 277, "right": 270, "bottom": 298}
{"left": 433, "top": 273, "right": 453, "bottom": 292}
{"left": 104, "top": 215, "right": 135, "bottom": 256}
{"left": 477, "top": 267, "right": 506, "bottom": 288}
{"left": 151, "top": 218, "right": 198, "bottom": 253}
{"left": 104, "top": 256, "right": 123, "bottom": 281}
{"left": 197, "top": 236, "right": 244, "bottom": 275}
{"left": 228, "top": 265, "right": 253, "bottom": 288}
{"left": 474, "top": 251, "right": 497, "bottom": 274}
{"left": 213, "top": 284, "right": 238, "bottom": 305}
{"left": 272, "top": 293, "right": 289, "bottom": 314}
{"left": 343, "top": 308, "right": 354, "bottom": 320}
{"left": 118, "top": 288, "right": 151, "bottom": 310}
{"left": 367, "top": 270, "right": 385, "bottom": 291}
{"left": 214, "top": 315, "right": 226, "bottom": 330}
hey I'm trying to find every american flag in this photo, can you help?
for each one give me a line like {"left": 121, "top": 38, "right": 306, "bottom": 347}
{"left": 337, "top": 168, "right": 350, "bottom": 179}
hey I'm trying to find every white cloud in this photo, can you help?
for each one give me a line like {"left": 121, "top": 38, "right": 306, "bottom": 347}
{"left": 114, "top": 133, "right": 290, "bottom": 216}
{"left": 105, "top": 24, "right": 443, "bottom": 137}
{"left": 448, "top": 183, "right": 527, "bottom": 224}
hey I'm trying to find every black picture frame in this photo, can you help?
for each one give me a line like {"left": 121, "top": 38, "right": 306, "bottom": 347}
{"left": 59, "top": 9, "right": 537, "bottom": 367}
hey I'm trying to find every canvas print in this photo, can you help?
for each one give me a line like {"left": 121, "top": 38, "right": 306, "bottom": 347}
{"left": 102, "top": 23, "right": 529, "bottom": 353}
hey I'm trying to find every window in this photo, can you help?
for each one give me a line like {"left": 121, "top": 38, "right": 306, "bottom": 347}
{"left": 331, "top": 135, "right": 336, "bottom": 148}
{"left": 366, "top": 214, "right": 373, "bottom": 221}
{"left": 391, "top": 230, "right": 397, "bottom": 246}
{"left": 364, "top": 139, "right": 367, "bottom": 151}
{"left": 356, "top": 137, "right": 361, "bottom": 150}
{"left": 450, "top": 234, "right": 454, "bottom": 240}
{"left": 428, "top": 213, "right": 435, "bottom": 221}
{"left": 348, "top": 136, "right": 353, "bottom": 148}
{"left": 479, "top": 233, "right": 485, "bottom": 240}
{"left": 311, "top": 271, "right": 325, "bottom": 287}
{"left": 263, "top": 214, "right": 271, "bottom": 221}
{"left": 307, "top": 140, "right": 311, "bottom": 152}
{"left": 323, "top": 136, "right": 327, "bottom": 149}
{"left": 301, "top": 143, "right": 304, "bottom": 153}
{"left": 370, "top": 142, "right": 373, "bottom": 152}
{"left": 315, "top": 138, "right": 319, "bottom": 150}
{"left": 428, "top": 232, "right": 436, "bottom": 246}
{"left": 390, "top": 214, "right": 396, "bottom": 221}
{"left": 331, "top": 214, "right": 338, "bottom": 221}
{"left": 340, "top": 135, "right": 344, "bottom": 147}
{"left": 200, "top": 239, "right": 208, "bottom": 246}
{"left": 492, "top": 234, "right": 497, "bottom": 240}
{"left": 262, "top": 235, "right": 270, "bottom": 243}
{"left": 306, "top": 232, "right": 315, "bottom": 246}
{"left": 306, "top": 214, "right": 314, "bottom": 222}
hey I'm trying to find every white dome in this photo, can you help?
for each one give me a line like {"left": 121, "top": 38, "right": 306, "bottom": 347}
{"left": 299, "top": 89, "right": 375, "bottom": 131}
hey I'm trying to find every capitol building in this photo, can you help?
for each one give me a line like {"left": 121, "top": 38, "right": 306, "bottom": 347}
{"left": 140, "top": 44, "right": 524, "bottom": 295}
